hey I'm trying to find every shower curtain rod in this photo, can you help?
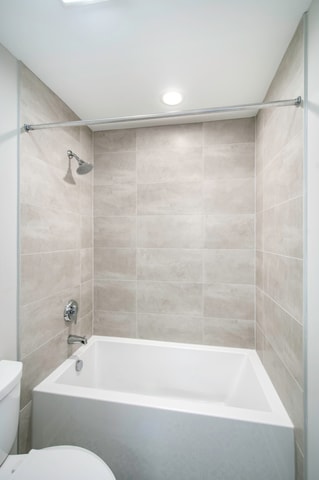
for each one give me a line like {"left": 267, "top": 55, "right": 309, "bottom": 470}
{"left": 24, "top": 96, "right": 302, "bottom": 131}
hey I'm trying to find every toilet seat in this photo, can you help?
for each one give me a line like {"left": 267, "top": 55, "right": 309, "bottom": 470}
{"left": 3, "top": 445, "right": 116, "bottom": 480}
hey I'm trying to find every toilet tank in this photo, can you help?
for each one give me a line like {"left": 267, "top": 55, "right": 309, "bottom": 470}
{"left": 0, "top": 361, "right": 23, "bottom": 466}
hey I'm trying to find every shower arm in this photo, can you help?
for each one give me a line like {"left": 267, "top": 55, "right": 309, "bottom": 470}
{"left": 23, "top": 96, "right": 302, "bottom": 132}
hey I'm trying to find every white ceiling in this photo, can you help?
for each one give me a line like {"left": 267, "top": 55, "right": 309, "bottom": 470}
{"left": 0, "top": 0, "right": 312, "bottom": 129}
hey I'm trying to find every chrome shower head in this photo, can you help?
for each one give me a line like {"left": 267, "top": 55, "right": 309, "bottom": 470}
{"left": 67, "top": 150, "right": 93, "bottom": 175}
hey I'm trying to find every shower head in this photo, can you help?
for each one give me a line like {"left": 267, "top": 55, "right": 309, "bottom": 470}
{"left": 67, "top": 150, "right": 93, "bottom": 175}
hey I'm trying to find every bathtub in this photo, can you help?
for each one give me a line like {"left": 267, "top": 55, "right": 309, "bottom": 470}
{"left": 32, "top": 336, "right": 294, "bottom": 480}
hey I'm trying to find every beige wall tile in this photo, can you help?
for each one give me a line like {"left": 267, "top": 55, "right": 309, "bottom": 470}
{"left": 204, "top": 250, "right": 254, "bottom": 284}
{"left": 94, "top": 279, "right": 136, "bottom": 312}
{"left": 256, "top": 251, "right": 263, "bottom": 290}
{"left": 263, "top": 196, "right": 303, "bottom": 258}
{"left": 263, "top": 253, "right": 303, "bottom": 322}
{"left": 81, "top": 215, "right": 93, "bottom": 248}
{"left": 80, "top": 280, "right": 93, "bottom": 317}
{"left": 95, "top": 216, "right": 136, "bottom": 248}
{"left": 80, "top": 179, "right": 93, "bottom": 216}
{"left": 204, "top": 178, "right": 254, "bottom": 214}
{"left": 137, "top": 148, "right": 203, "bottom": 184}
{"left": 21, "top": 128, "right": 81, "bottom": 174}
{"left": 137, "top": 281, "right": 202, "bottom": 315}
{"left": 137, "top": 313, "right": 202, "bottom": 344}
{"left": 21, "top": 251, "right": 81, "bottom": 306}
{"left": 94, "top": 129, "right": 136, "bottom": 154}
{"left": 263, "top": 134, "right": 303, "bottom": 210}
{"left": 204, "top": 283, "right": 254, "bottom": 320}
{"left": 136, "top": 123, "right": 202, "bottom": 150}
{"left": 94, "top": 184, "right": 136, "bottom": 216}
{"left": 263, "top": 338, "right": 304, "bottom": 451}
{"left": 81, "top": 248, "right": 93, "bottom": 283}
{"left": 203, "top": 317, "right": 254, "bottom": 348}
{"left": 21, "top": 329, "right": 69, "bottom": 408}
{"left": 94, "top": 152, "right": 136, "bottom": 185}
{"left": 94, "top": 248, "right": 136, "bottom": 280}
{"left": 21, "top": 155, "right": 81, "bottom": 215}
{"left": 137, "top": 248, "right": 202, "bottom": 283}
{"left": 262, "top": 294, "right": 303, "bottom": 387}
{"left": 256, "top": 287, "right": 264, "bottom": 332}
{"left": 256, "top": 212, "right": 263, "bottom": 252}
{"left": 20, "top": 286, "right": 80, "bottom": 358}
{"left": 203, "top": 118, "right": 255, "bottom": 145}
{"left": 19, "top": 64, "right": 93, "bottom": 449}
{"left": 94, "top": 311, "right": 136, "bottom": 337}
{"left": 137, "top": 182, "right": 202, "bottom": 215}
{"left": 205, "top": 215, "right": 254, "bottom": 249}
{"left": 20, "top": 204, "right": 81, "bottom": 254}
{"left": 204, "top": 143, "right": 255, "bottom": 179}
{"left": 137, "top": 215, "right": 203, "bottom": 248}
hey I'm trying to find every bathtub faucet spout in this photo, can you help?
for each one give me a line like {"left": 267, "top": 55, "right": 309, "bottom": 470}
{"left": 67, "top": 334, "right": 88, "bottom": 345}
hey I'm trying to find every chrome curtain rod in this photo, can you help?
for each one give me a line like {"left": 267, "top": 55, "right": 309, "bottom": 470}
{"left": 24, "top": 96, "right": 302, "bottom": 132}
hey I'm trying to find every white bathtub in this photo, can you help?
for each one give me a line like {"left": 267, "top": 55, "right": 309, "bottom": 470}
{"left": 32, "top": 336, "right": 294, "bottom": 480}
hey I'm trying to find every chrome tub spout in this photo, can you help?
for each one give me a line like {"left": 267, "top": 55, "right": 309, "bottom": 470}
{"left": 67, "top": 334, "right": 87, "bottom": 345}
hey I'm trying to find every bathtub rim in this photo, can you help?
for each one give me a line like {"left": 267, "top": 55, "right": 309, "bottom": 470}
{"left": 33, "top": 335, "right": 293, "bottom": 429}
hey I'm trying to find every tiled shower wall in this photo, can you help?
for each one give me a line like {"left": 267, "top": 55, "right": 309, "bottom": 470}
{"left": 93, "top": 120, "right": 255, "bottom": 346}
{"left": 19, "top": 65, "right": 93, "bottom": 452}
{"left": 255, "top": 22, "right": 304, "bottom": 478}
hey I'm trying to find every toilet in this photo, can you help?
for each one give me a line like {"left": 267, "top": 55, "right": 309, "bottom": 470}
{"left": 0, "top": 360, "right": 116, "bottom": 479}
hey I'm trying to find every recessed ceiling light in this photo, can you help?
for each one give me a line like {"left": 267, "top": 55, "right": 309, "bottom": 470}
{"left": 61, "top": 0, "right": 109, "bottom": 6}
{"left": 161, "top": 91, "right": 183, "bottom": 106}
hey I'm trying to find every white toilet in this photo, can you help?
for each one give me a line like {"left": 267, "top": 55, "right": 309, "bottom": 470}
{"left": 0, "top": 360, "right": 116, "bottom": 479}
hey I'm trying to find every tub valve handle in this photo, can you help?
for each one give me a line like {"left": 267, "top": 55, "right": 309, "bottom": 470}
{"left": 64, "top": 299, "right": 78, "bottom": 324}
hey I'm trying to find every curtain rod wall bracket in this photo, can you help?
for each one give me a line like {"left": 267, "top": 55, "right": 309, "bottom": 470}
{"left": 23, "top": 96, "right": 303, "bottom": 132}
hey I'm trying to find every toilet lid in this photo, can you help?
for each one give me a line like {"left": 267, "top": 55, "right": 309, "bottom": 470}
{"left": 9, "top": 446, "right": 116, "bottom": 480}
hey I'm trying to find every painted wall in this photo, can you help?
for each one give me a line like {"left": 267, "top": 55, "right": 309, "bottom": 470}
{"left": 255, "top": 21, "right": 304, "bottom": 479}
{"left": 18, "top": 65, "right": 93, "bottom": 452}
{"left": 0, "top": 44, "right": 18, "bottom": 361}
{"left": 305, "top": 1, "right": 319, "bottom": 479}
{"left": 93, "top": 120, "right": 256, "bottom": 347}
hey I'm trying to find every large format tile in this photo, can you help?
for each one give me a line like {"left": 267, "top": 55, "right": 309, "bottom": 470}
{"left": 137, "top": 248, "right": 202, "bottom": 282}
{"left": 20, "top": 203, "right": 81, "bottom": 254}
{"left": 204, "top": 143, "right": 255, "bottom": 179}
{"left": 204, "top": 250, "right": 254, "bottom": 284}
{"left": 20, "top": 286, "right": 80, "bottom": 358}
{"left": 137, "top": 313, "right": 202, "bottom": 344}
{"left": 137, "top": 182, "right": 202, "bottom": 215}
{"left": 21, "top": 155, "right": 81, "bottom": 215}
{"left": 263, "top": 253, "right": 303, "bottom": 322}
{"left": 137, "top": 215, "right": 203, "bottom": 248}
{"left": 203, "top": 317, "right": 254, "bottom": 348}
{"left": 94, "top": 184, "right": 136, "bottom": 216}
{"left": 204, "top": 283, "right": 254, "bottom": 320}
{"left": 203, "top": 118, "right": 255, "bottom": 145}
{"left": 94, "top": 248, "right": 136, "bottom": 280}
{"left": 95, "top": 217, "right": 136, "bottom": 248}
{"left": 94, "top": 311, "right": 136, "bottom": 337}
{"left": 137, "top": 282, "right": 202, "bottom": 315}
{"left": 94, "top": 152, "right": 136, "bottom": 185}
{"left": 137, "top": 148, "right": 203, "bottom": 184}
{"left": 263, "top": 196, "right": 303, "bottom": 258}
{"left": 262, "top": 293, "right": 303, "bottom": 387}
{"left": 204, "top": 178, "right": 254, "bottom": 214}
{"left": 94, "top": 279, "right": 136, "bottom": 312}
{"left": 205, "top": 215, "right": 254, "bottom": 249}
{"left": 263, "top": 134, "right": 303, "bottom": 209}
{"left": 21, "top": 329, "right": 69, "bottom": 408}
{"left": 94, "top": 129, "right": 136, "bottom": 154}
{"left": 136, "top": 123, "right": 202, "bottom": 150}
{"left": 20, "top": 251, "right": 81, "bottom": 305}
